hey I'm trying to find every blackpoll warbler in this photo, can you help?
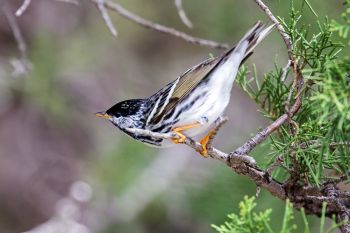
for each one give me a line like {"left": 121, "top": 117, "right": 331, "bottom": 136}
{"left": 96, "top": 21, "right": 274, "bottom": 156}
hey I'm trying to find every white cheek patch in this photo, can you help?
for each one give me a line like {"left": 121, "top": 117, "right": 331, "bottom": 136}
{"left": 110, "top": 117, "right": 119, "bottom": 127}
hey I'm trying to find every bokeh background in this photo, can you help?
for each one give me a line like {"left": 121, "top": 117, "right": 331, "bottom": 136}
{"left": 0, "top": 0, "right": 347, "bottom": 232}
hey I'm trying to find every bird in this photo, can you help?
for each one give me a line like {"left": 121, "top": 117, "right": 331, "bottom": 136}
{"left": 95, "top": 21, "right": 274, "bottom": 157}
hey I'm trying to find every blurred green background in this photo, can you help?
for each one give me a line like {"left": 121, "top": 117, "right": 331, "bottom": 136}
{"left": 0, "top": 0, "right": 347, "bottom": 232}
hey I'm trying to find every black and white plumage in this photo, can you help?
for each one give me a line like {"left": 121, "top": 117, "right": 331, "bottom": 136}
{"left": 96, "top": 21, "right": 274, "bottom": 148}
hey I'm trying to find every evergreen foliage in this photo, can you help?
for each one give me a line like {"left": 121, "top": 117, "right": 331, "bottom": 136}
{"left": 236, "top": 1, "right": 350, "bottom": 185}
{"left": 219, "top": 1, "right": 350, "bottom": 232}
{"left": 212, "top": 197, "right": 341, "bottom": 233}
{"left": 331, "top": 0, "right": 350, "bottom": 45}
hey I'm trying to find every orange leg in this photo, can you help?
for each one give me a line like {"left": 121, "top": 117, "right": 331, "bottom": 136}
{"left": 171, "top": 122, "right": 201, "bottom": 144}
{"left": 199, "top": 129, "right": 217, "bottom": 157}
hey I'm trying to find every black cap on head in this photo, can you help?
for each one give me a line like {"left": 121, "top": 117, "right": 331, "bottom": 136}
{"left": 106, "top": 99, "right": 145, "bottom": 117}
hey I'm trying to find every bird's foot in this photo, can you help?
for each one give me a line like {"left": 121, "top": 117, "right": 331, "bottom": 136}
{"left": 199, "top": 129, "right": 216, "bottom": 157}
{"left": 199, "top": 117, "right": 228, "bottom": 157}
{"left": 171, "top": 122, "right": 201, "bottom": 144}
{"left": 171, "top": 131, "right": 187, "bottom": 143}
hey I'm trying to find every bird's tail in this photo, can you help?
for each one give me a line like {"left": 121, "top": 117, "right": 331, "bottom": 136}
{"left": 222, "top": 21, "right": 275, "bottom": 66}
{"left": 242, "top": 21, "right": 275, "bottom": 57}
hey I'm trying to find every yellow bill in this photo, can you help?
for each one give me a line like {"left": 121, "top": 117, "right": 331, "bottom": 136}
{"left": 95, "top": 112, "right": 112, "bottom": 119}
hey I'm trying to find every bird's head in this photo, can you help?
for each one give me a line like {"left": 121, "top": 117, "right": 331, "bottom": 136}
{"left": 95, "top": 99, "right": 145, "bottom": 129}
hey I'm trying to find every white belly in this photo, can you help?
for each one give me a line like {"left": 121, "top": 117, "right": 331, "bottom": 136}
{"left": 174, "top": 84, "right": 229, "bottom": 136}
{"left": 161, "top": 41, "right": 247, "bottom": 146}
{"left": 168, "top": 61, "right": 239, "bottom": 140}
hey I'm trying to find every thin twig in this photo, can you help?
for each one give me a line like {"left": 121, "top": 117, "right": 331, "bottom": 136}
{"left": 230, "top": 0, "right": 304, "bottom": 158}
{"left": 54, "top": 0, "right": 79, "bottom": 5}
{"left": 125, "top": 125, "right": 256, "bottom": 166}
{"left": 206, "top": 116, "right": 229, "bottom": 151}
{"left": 285, "top": 59, "right": 301, "bottom": 117}
{"left": 280, "top": 60, "right": 291, "bottom": 82}
{"left": 285, "top": 82, "right": 295, "bottom": 114}
{"left": 254, "top": 0, "right": 293, "bottom": 60}
{"left": 266, "top": 155, "right": 284, "bottom": 175}
{"left": 230, "top": 106, "right": 299, "bottom": 157}
{"left": 124, "top": 125, "right": 289, "bottom": 200}
{"left": 97, "top": 0, "right": 118, "bottom": 37}
{"left": 184, "top": 135, "right": 288, "bottom": 200}
{"left": 174, "top": 0, "right": 193, "bottom": 28}
{"left": 15, "top": 0, "right": 32, "bottom": 17}
{"left": 124, "top": 126, "right": 242, "bottom": 163}
{"left": 298, "top": 140, "right": 350, "bottom": 150}
{"left": 3, "top": 7, "right": 27, "bottom": 55}
{"left": 185, "top": 134, "right": 257, "bottom": 165}
{"left": 87, "top": 0, "right": 229, "bottom": 49}
{"left": 256, "top": 186, "right": 261, "bottom": 197}
{"left": 2, "top": 5, "right": 30, "bottom": 76}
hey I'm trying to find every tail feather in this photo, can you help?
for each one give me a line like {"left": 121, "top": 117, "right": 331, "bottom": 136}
{"left": 223, "top": 21, "right": 275, "bottom": 66}
{"left": 239, "top": 21, "right": 275, "bottom": 62}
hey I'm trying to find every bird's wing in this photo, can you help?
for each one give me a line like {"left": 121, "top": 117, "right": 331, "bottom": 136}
{"left": 146, "top": 55, "right": 224, "bottom": 125}
{"left": 145, "top": 21, "right": 274, "bottom": 127}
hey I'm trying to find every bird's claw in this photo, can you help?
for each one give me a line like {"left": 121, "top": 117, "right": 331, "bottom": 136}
{"left": 171, "top": 122, "right": 201, "bottom": 144}
{"left": 171, "top": 132, "right": 186, "bottom": 144}
{"left": 199, "top": 133, "right": 211, "bottom": 158}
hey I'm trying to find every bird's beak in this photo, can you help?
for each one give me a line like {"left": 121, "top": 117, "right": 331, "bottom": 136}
{"left": 95, "top": 112, "right": 112, "bottom": 119}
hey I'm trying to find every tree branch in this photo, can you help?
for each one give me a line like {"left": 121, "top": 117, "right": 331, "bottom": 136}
{"left": 2, "top": 4, "right": 30, "bottom": 76}
{"left": 86, "top": 0, "right": 229, "bottom": 49}
{"left": 125, "top": 126, "right": 286, "bottom": 200}
{"left": 253, "top": 0, "right": 293, "bottom": 60}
